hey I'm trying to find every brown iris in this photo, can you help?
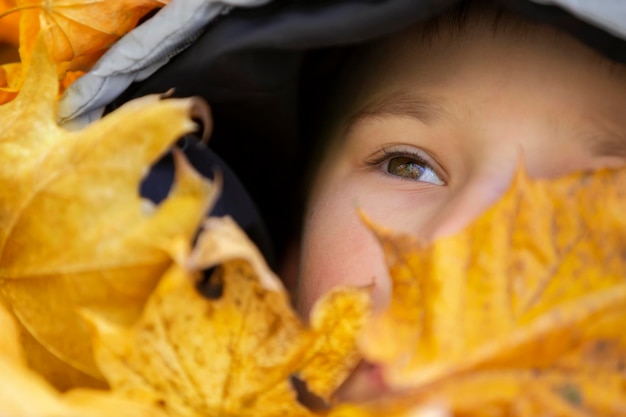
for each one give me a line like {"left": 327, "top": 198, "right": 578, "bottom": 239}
{"left": 387, "top": 157, "right": 425, "bottom": 180}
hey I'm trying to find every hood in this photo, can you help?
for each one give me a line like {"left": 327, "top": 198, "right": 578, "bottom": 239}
{"left": 60, "top": 0, "right": 626, "bottom": 262}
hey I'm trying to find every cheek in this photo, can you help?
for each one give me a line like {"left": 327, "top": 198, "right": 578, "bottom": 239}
{"left": 297, "top": 189, "right": 391, "bottom": 318}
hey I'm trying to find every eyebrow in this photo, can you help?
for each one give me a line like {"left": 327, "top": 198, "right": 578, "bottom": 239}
{"left": 344, "top": 92, "right": 452, "bottom": 134}
{"left": 342, "top": 92, "right": 626, "bottom": 159}
{"left": 588, "top": 134, "right": 626, "bottom": 158}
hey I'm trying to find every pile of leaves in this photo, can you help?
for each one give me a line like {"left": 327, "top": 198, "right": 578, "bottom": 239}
{"left": 1, "top": 3, "right": 625, "bottom": 417}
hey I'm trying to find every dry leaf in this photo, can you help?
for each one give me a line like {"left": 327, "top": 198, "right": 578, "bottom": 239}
{"left": 60, "top": 68, "right": 84, "bottom": 89}
{"left": 84, "top": 217, "right": 370, "bottom": 417}
{"left": 346, "top": 167, "right": 626, "bottom": 416}
{"left": 0, "top": 0, "right": 166, "bottom": 104}
{"left": 0, "top": 0, "right": 19, "bottom": 45}
{"left": 0, "top": 300, "right": 78, "bottom": 416}
{"left": 298, "top": 286, "right": 371, "bottom": 402}
{"left": 0, "top": 60, "right": 81, "bottom": 105}
{"left": 15, "top": 0, "right": 166, "bottom": 68}
{"left": 0, "top": 302, "right": 169, "bottom": 417}
{"left": 0, "top": 42, "right": 19, "bottom": 65}
{"left": 0, "top": 61, "right": 20, "bottom": 106}
{"left": 0, "top": 36, "right": 215, "bottom": 387}
{"left": 188, "top": 216, "right": 372, "bottom": 405}
{"left": 13, "top": 325, "right": 108, "bottom": 389}
{"left": 0, "top": 359, "right": 169, "bottom": 417}
{"left": 0, "top": 294, "right": 25, "bottom": 364}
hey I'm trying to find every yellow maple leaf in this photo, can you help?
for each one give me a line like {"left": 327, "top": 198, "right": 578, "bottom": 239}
{"left": 0, "top": 36, "right": 215, "bottom": 388}
{"left": 337, "top": 167, "right": 626, "bottom": 416}
{"left": 84, "top": 216, "right": 370, "bottom": 417}
{"left": 0, "top": 301, "right": 170, "bottom": 417}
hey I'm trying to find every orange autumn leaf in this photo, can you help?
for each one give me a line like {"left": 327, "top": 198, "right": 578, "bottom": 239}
{"left": 0, "top": 0, "right": 167, "bottom": 104}
{"left": 0, "top": 60, "right": 85, "bottom": 105}
{"left": 13, "top": 0, "right": 167, "bottom": 69}
{"left": 0, "top": 61, "right": 20, "bottom": 103}
{"left": 84, "top": 216, "right": 370, "bottom": 416}
{"left": 60, "top": 68, "right": 84, "bottom": 89}
{"left": 342, "top": 167, "right": 626, "bottom": 416}
{"left": 0, "top": 0, "right": 19, "bottom": 45}
{"left": 0, "top": 42, "right": 19, "bottom": 65}
{"left": 0, "top": 37, "right": 215, "bottom": 388}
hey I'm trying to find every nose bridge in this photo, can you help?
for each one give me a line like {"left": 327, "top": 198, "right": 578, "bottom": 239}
{"left": 424, "top": 148, "right": 521, "bottom": 241}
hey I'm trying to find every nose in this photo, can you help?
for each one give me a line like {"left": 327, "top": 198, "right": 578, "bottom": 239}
{"left": 424, "top": 151, "right": 522, "bottom": 241}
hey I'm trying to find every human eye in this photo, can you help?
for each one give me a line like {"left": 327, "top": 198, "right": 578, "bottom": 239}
{"left": 363, "top": 147, "right": 445, "bottom": 185}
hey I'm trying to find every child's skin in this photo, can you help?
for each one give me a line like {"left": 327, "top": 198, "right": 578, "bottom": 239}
{"left": 294, "top": 5, "right": 626, "bottom": 399}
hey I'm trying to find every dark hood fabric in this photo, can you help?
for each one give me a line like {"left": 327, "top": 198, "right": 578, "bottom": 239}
{"left": 114, "top": 0, "right": 626, "bottom": 263}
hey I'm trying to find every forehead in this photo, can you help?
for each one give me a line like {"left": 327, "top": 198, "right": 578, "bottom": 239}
{"left": 351, "top": 13, "right": 622, "bottom": 104}
{"left": 337, "top": 17, "right": 626, "bottom": 159}
{"left": 359, "top": 13, "right": 624, "bottom": 93}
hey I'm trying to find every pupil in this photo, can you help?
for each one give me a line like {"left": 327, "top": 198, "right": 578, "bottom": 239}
{"left": 388, "top": 157, "right": 424, "bottom": 179}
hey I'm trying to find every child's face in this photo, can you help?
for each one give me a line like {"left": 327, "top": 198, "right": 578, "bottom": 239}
{"left": 297, "top": 23, "right": 626, "bottom": 323}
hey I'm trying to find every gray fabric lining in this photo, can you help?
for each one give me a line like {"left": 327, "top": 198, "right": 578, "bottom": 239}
{"left": 58, "top": 0, "right": 270, "bottom": 130}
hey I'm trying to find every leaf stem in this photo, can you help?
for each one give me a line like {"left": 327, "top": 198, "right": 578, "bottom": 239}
{"left": 0, "top": 5, "right": 41, "bottom": 21}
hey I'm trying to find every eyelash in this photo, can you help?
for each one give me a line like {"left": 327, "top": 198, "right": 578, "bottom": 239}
{"left": 362, "top": 148, "right": 446, "bottom": 184}
{"left": 363, "top": 148, "right": 429, "bottom": 168}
